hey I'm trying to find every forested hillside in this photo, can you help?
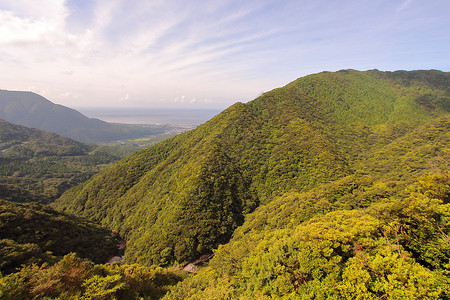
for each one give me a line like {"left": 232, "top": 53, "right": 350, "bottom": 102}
{"left": 0, "top": 200, "right": 183, "bottom": 299}
{"left": 166, "top": 171, "right": 449, "bottom": 299}
{"left": 52, "top": 68, "right": 449, "bottom": 278}
{"left": 0, "top": 200, "right": 118, "bottom": 274}
{"left": 0, "top": 120, "right": 126, "bottom": 203}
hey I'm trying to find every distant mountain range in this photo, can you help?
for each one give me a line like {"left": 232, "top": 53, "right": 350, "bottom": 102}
{"left": 0, "top": 90, "right": 184, "bottom": 143}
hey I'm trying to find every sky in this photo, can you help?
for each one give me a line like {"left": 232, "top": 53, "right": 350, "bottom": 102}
{"left": 0, "top": 0, "right": 449, "bottom": 109}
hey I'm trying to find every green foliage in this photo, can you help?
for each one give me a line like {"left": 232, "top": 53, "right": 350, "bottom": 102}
{"left": 0, "top": 253, "right": 181, "bottom": 299}
{"left": 0, "top": 200, "right": 117, "bottom": 274}
{"left": 0, "top": 239, "right": 47, "bottom": 275}
{"left": 167, "top": 172, "right": 449, "bottom": 299}
{"left": 82, "top": 274, "right": 127, "bottom": 299}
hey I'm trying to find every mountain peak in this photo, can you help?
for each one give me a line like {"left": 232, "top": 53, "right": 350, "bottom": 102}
{"left": 53, "top": 70, "right": 449, "bottom": 267}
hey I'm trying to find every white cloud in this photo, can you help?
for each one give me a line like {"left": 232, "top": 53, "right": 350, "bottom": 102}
{"left": 119, "top": 93, "right": 129, "bottom": 101}
{"left": 173, "top": 96, "right": 186, "bottom": 103}
{"left": 0, "top": 0, "right": 448, "bottom": 109}
{"left": 0, "top": 0, "right": 67, "bottom": 44}
{"left": 0, "top": 0, "right": 66, "bottom": 19}
{"left": 0, "top": 0, "right": 95, "bottom": 65}
{"left": 58, "top": 91, "right": 79, "bottom": 99}
{"left": 0, "top": 10, "right": 56, "bottom": 45}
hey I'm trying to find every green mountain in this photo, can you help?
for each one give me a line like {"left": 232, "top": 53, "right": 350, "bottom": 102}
{"left": 0, "top": 118, "right": 92, "bottom": 156}
{"left": 52, "top": 68, "right": 449, "bottom": 274}
{"left": 0, "top": 199, "right": 118, "bottom": 275}
{"left": 0, "top": 90, "right": 182, "bottom": 143}
{"left": 0, "top": 119, "right": 122, "bottom": 203}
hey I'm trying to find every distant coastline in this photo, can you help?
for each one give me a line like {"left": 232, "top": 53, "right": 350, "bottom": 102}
{"left": 76, "top": 107, "right": 222, "bottom": 126}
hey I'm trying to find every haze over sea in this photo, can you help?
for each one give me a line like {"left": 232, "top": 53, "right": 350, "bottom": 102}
{"left": 77, "top": 107, "right": 222, "bottom": 126}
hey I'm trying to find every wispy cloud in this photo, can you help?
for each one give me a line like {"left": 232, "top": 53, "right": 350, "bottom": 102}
{"left": 0, "top": 0, "right": 448, "bottom": 108}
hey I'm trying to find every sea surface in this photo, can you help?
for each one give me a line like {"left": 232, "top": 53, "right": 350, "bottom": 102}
{"left": 77, "top": 107, "right": 222, "bottom": 126}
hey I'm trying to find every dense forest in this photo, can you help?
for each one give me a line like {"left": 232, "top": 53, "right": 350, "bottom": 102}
{"left": 0, "top": 119, "right": 120, "bottom": 203}
{"left": 0, "top": 200, "right": 118, "bottom": 274}
{"left": 1, "top": 69, "right": 449, "bottom": 299}
{"left": 0, "top": 120, "right": 176, "bottom": 203}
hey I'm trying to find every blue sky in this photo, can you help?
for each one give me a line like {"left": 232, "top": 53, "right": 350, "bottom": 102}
{"left": 0, "top": 0, "right": 449, "bottom": 109}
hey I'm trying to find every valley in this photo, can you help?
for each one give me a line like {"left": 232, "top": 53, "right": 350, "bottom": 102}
{"left": 0, "top": 119, "right": 180, "bottom": 203}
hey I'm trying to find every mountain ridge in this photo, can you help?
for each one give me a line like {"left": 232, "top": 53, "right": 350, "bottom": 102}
{"left": 0, "top": 90, "right": 184, "bottom": 143}
{"left": 53, "top": 69, "right": 449, "bottom": 269}
{"left": 0, "top": 89, "right": 110, "bottom": 130}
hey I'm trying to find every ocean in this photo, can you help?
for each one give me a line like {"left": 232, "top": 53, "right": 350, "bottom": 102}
{"left": 77, "top": 107, "right": 223, "bottom": 126}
